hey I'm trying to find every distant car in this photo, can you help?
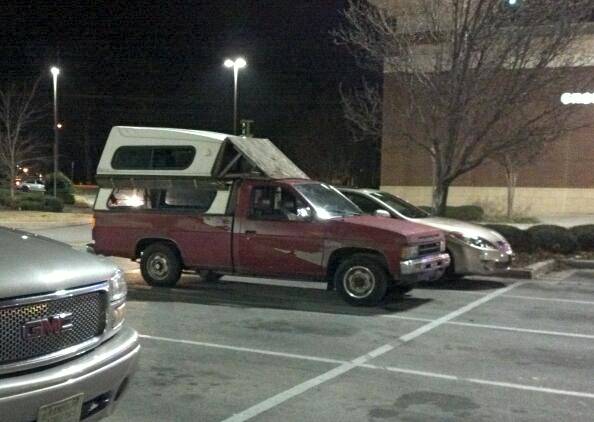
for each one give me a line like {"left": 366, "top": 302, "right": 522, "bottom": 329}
{"left": 17, "top": 178, "right": 46, "bottom": 193}
{"left": 0, "top": 227, "right": 139, "bottom": 421}
{"left": 340, "top": 188, "right": 513, "bottom": 278}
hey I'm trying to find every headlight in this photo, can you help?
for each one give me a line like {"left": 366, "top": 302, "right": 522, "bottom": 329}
{"left": 401, "top": 245, "right": 419, "bottom": 259}
{"left": 449, "top": 232, "right": 497, "bottom": 250}
{"left": 439, "top": 239, "right": 446, "bottom": 252}
{"left": 108, "top": 269, "right": 127, "bottom": 330}
{"left": 109, "top": 269, "right": 127, "bottom": 303}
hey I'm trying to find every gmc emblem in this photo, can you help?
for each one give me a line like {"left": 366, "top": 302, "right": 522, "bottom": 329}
{"left": 22, "top": 313, "right": 74, "bottom": 340}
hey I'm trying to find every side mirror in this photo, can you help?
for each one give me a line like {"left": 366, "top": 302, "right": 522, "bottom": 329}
{"left": 374, "top": 209, "right": 391, "bottom": 218}
{"left": 296, "top": 206, "right": 314, "bottom": 222}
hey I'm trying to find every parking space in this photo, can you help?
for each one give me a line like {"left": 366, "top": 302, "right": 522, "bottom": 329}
{"left": 106, "top": 271, "right": 594, "bottom": 421}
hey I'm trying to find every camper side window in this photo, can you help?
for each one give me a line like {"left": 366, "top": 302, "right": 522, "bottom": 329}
{"left": 111, "top": 146, "right": 196, "bottom": 170}
{"left": 160, "top": 186, "right": 218, "bottom": 211}
{"left": 107, "top": 189, "right": 154, "bottom": 209}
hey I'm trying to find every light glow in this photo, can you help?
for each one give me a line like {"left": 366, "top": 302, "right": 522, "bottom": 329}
{"left": 50, "top": 66, "right": 60, "bottom": 77}
{"left": 561, "top": 92, "right": 594, "bottom": 105}
{"left": 224, "top": 57, "right": 247, "bottom": 69}
{"left": 121, "top": 194, "right": 144, "bottom": 208}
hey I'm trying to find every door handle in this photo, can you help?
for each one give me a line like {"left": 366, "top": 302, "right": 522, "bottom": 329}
{"left": 245, "top": 230, "right": 257, "bottom": 235}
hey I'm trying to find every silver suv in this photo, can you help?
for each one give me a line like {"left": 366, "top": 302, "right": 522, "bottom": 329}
{"left": 0, "top": 226, "right": 139, "bottom": 421}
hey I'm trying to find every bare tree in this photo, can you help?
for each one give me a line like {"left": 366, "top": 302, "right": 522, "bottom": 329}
{"left": 339, "top": 80, "right": 383, "bottom": 139}
{"left": 339, "top": 80, "right": 383, "bottom": 186}
{"left": 492, "top": 140, "right": 544, "bottom": 219}
{"left": 0, "top": 79, "right": 44, "bottom": 200}
{"left": 335, "top": 0, "right": 593, "bottom": 215}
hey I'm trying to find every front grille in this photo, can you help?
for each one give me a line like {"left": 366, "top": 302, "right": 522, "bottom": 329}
{"left": 418, "top": 242, "right": 441, "bottom": 257}
{"left": 0, "top": 291, "right": 107, "bottom": 365}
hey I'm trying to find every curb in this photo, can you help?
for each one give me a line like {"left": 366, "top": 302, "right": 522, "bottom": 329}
{"left": 499, "top": 259, "right": 556, "bottom": 280}
{"left": 560, "top": 259, "right": 594, "bottom": 269}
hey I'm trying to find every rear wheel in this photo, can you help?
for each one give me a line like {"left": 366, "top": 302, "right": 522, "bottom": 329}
{"left": 140, "top": 243, "right": 182, "bottom": 287}
{"left": 334, "top": 254, "right": 389, "bottom": 306}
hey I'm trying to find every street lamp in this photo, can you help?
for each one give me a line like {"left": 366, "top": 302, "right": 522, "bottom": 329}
{"left": 50, "top": 66, "right": 60, "bottom": 197}
{"left": 224, "top": 57, "right": 247, "bottom": 135}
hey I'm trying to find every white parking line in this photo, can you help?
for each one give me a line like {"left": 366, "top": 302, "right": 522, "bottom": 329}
{"left": 221, "top": 282, "right": 524, "bottom": 422}
{"left": 359, "top": 364, "right": 594, "bottom": 399}
{"left": 504, "top": 294, "right": 594, "bottom": 306}
{"left": 421, "top": 289, "right": 594, "bottom": 306}
{"left": 381, "top": 314, "right": 594, "bottom": 339}
{"left": 139, "top": 334, "right": 344, "bottom": 365}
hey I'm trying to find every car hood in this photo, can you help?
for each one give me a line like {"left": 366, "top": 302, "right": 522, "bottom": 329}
{"left": 0, "top": 227, "right": 117, "bottom": 299}
{"left": 409, "top": 217, "right": 506, "bottom": 243}
{"left": 335, "top": 215, "right": 443, "bottom": 243}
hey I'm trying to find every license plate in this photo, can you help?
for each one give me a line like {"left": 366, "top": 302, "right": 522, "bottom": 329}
{"left": 38, "top": 393, "right": 84, "bottom": 422}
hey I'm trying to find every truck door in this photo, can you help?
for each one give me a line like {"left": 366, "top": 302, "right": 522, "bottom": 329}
{"left": 235, "top": 183, "right": 325, "bottom": 279}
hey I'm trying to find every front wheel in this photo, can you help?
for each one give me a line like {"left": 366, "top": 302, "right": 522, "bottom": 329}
{"left": 334, "top": 254, "right": 389, "bottom": 306}
{"left": 140, "top": 243, "right": 182, "bottom": 287}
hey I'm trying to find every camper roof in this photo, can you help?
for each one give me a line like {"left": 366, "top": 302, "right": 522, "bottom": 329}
{"left": 113, "top": 126, "right": 230, "bottom": 142}
{"left": 96, "top": 126, "right": 309, "bottom": 188}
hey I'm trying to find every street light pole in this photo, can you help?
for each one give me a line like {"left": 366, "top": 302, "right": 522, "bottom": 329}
{"left": 224, "top": 58, "right": 247, "bottom": 135}
{"left": 50, "top": 66, "right": 60, "bottom": 197}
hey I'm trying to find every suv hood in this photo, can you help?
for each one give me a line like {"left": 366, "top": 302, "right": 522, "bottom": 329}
{"left": 410, "top": 217, "right": 506, "bottom": 243}
{"left": 0, "top": 227, "right": 117, "bottom": 299}
{"left": 335, "top": 215, "right": 443, "bottom": 244}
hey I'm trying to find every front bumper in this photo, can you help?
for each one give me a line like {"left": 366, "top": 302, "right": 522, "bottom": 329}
{"left": 449, "top": 242, "right": 513, "bottom": 276}
{"left": 399, "top": 253, "right": 451, "bottom": 284}
{"left": 0, "top": 326, "right": 139, "bottom": 422}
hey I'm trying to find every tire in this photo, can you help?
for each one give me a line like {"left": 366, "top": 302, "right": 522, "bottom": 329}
{"left": 334, "top": 254, "right": 389, "bottom": 306}
{"left": 140, "top": 242, "right": 182, "bottom": 287}
{"left": 21, "top": 186, "right": 30, "bottom": 192}
{"left": 438, "top": 250, "right": 457, "bottom": 282}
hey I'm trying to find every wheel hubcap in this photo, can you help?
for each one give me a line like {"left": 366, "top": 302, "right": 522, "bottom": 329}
{"left": 147, "top": 253, "right": 169, "bottom": 280}
{"left": 343, "top": 266, "right": 376, "bottom": 299}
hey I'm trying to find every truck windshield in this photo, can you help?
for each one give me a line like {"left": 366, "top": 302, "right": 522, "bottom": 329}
{"left": 295, "top": 183, "right": 362, "bottom": 219}
{"left": 369, "top": 192, "right": 430, "bottom": 219}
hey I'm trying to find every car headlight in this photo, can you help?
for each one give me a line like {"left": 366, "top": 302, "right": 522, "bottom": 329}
{"left": 109, "top": 269, "right": 127, "bottom": 303}
{"left": 449, "top": 232, "right": 497, "bottom": 250}
{"left": 401, "top": 245, "right": 419, "bottom": 259}
{"left": 108, "top": 269, "right": 127, "bottom": 330}
{"left": 440, "top": 239, "right": 446, "bottom": 252}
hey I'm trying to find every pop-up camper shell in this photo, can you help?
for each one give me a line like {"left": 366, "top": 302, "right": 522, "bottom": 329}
{"left": 96, "top": 126, "right": 308, "bottom": 189}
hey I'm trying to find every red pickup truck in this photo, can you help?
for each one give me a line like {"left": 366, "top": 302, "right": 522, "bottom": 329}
{"left": 93, "top": 178, "right": 450, "bottom": 306}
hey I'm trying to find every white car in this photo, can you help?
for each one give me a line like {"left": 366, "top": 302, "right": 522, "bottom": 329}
{"left": 340, "top": 188, "right": 513, "bottom": 278}
{"left": 17, "top": 178, "right": 46, "bottom": 193}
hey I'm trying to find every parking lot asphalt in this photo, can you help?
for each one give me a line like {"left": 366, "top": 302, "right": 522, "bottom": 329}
{"left": 20, "top": 224, "right": 594, "bottom": 421}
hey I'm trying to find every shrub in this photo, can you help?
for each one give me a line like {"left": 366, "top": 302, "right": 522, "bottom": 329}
{"left": 526, "top": 225, "right": 578, "bottom": 254}
{"left": 569, "top": 225, "right": 594, "bottom": 251}
{"left": 420, "top": 205, "right": 485, "bottom": 221}
{"left": 45, "top": 172, "right": 75, "bottom": 205}
{"left": 445, "top": 205, "right": 484, "bottom": 221}
{"left": 43, "top": 196, "right": 64, "bottom": 212}
{"left": 483, "top": 224, "right": 534, "bottom": 253}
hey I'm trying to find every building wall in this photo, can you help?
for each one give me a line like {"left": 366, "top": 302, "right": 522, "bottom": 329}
{"left": 381, "top": 67, "right": 594, "bottom": 216}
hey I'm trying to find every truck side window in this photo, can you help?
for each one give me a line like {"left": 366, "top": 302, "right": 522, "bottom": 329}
{"left": 250, "top": 186, "right": 307, "bottom": 221}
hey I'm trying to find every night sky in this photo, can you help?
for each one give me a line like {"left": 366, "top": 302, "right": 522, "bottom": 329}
{"left": 3, "top": 1, "right": 376, "bottom": 184}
